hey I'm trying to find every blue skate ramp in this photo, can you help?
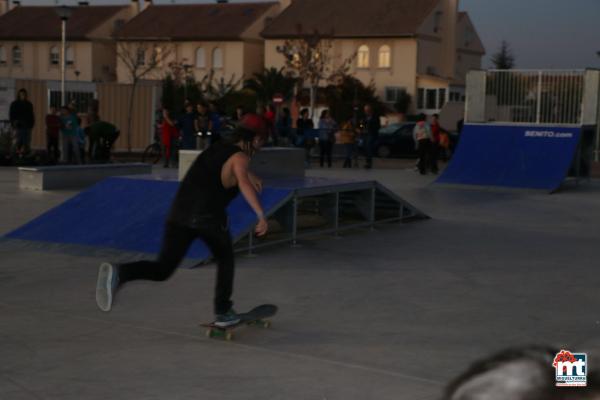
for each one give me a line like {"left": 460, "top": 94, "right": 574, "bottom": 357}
{"left": 436, "top": 124, "right": 582, "bottom": 192}
{"left": 5, "top": 177, "right": 292, "bottom": 260}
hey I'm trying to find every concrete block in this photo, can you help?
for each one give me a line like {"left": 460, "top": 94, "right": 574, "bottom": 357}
{"left": 18, "top": 163, "right": 152, "bottom": 191}
{"left": 178, "top": 147, "right": 305, "bottom": 181}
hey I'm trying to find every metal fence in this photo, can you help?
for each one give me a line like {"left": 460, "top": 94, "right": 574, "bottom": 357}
{"left": 473, "top": 70, "right": 586, "bottom": 125}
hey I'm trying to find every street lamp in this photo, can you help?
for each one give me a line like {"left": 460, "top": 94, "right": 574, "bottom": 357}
{"left": 55, "top": 6, "right": 72, "bottom": 107}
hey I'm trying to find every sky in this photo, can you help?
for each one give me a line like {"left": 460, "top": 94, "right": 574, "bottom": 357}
{"left": 15, "top": 0, "right": 600, "bottom": 70}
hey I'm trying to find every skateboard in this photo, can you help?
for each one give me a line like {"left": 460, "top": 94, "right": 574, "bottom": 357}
{"left": 201, "top": 304, "right": 278, "bottom": 341}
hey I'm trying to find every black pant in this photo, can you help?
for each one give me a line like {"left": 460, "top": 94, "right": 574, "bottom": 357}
{"left": 118, "top": 220, "right": 235, "bottom": 315}
{"left": 47, "top": 134, "right": 59, "bottom": 161}
{"left": 430, "top": 142, "right": 439, "bottom": 173}
{"left": 365, "top": 135, "right": 377, "bottom": 168}
{"left": 320, "top": 140, "right": 333, "bottom": 167}
{"left": 417, "top": 139, "right": 432, "bottom": 174}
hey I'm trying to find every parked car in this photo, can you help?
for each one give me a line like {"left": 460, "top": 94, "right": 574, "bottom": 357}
{"left": 374, "top": 122, "right": 460, "bottom": 159}
{"left": 375, "top": 122, "right": 417, "bottom": 158}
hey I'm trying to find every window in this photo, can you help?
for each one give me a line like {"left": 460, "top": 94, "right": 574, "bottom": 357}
{"left": 50, "top": 46, "right": 59, "bottom": 65}
{"left": 49, "top": 90, "right": 95, "bottom": 113}
{"left": 212, "top": 47, "right": 223, "bottom": 69}
{"left": 426, "top": 89, "right": 437, "bottom": 109}
{"left": 12, "top": 45, "right": 21, "bottom": 66}
{"left": 417, "top": 88, "right": 425, "bottom": 109}
{"left": 195, "top": 47, "right": 205, "bottom": 68}
{"left": 136, "top": 48, "right": 145, "bottom": 66}
{"left": 438, "top": 88, "right": 446, "bottom": 108}
{"left": 66, "top": 46, "right": 74, "bottom": 66}
{"left": 385, "top": 87, "right": 407, "bottom": 103}
{"left": 378, "top": 45, "right": 391, "bottom": 68}
{"left": 0, "top": 46, "right": 6, "bottom": 65}
{"left": 357, "top": 45, "right": 369, "bottom": 68}
{"left": 152, "top": 46, "right": 163, "bottom": 67}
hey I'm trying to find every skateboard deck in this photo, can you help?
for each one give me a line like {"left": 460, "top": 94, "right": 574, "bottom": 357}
{"left": 201, "top": 304, "right": 278, "bottom": 341}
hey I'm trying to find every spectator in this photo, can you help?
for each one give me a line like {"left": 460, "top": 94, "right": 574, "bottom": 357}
{"left": 59, "top": 106, "right": 81, "bottom": 164}
{"left": 338, "top": 119, "right": 356, "bottom": 168}
{"left": 412, "top": 114, "right": 433, "bottom": 175}
{"left": 87, "top": 115, "right": 120, "bottom": 163}
{"left": 178, "top": 103, "right": 196, "bottom": 150}
{"left": 161, "top": 108, "right": 178, "bottom": 168}
{"left": 296, "top": 108, "right": 314, "bottom": 167}
{"left": 208, "top": 102, "right": 222, "bottom": 143}
{"left": 276, "top": 107, "right": 292, "bottom": 147}
{"left": 45, "top": 107, "right": 61, "bottom": 162}
{"left": 77, "top": 122, "right": 86, "bottom": 164}
{"left": 361, "top": 104, "right": 380, "bottom": 169}
{"left": 443, "top": 346, "right": 600, "bottom": 400}
{"left": 67, "top": 102, "right": 86, "bottom": 163}
{"left": 263, "top": 104, "right": 276, "bottom": 145}
{"left": 430, "top": 113, "right": 441, "bottom": 173}
{"left": 195, "top": 102, "right": 211, "bottom": 150}
{"left": 318, "top": 109, "right": 337, "bottom": 168}
{"left": 9, "top": 88, "right": 35, "bottom": 158}
{"left": 233, "top": 105, "right": 245, "bottom": 122}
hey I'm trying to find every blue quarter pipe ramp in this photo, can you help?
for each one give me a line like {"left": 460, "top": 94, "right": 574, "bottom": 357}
{"left": 5, "top": 177, "right": 292, "bottom": 260}
{"left": 436, "top": 124, "right": 582, "bottom": 192}
{"left": 5, "top": 175, "right": 428, "bottom": 263}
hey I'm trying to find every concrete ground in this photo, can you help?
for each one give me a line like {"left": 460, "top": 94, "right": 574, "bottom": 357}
{"left": 1, "top": 164, "right": 600, "bottom": 400}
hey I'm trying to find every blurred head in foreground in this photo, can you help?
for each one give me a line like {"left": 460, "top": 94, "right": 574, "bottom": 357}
{"left": 443, "top": 346, "right": 599, "bottom": 400}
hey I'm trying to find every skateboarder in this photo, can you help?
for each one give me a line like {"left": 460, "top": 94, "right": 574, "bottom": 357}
{"left": 96, "top": 114, "right": 269, "bottom": 327}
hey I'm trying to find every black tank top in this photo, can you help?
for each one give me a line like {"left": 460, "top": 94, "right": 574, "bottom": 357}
{"left": 168, "top": 143, "right": 242, "bottom": 227}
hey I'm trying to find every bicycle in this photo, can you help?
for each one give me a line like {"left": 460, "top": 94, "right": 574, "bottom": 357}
{"left": 142, "top": 130, "right": 162, "bottom": 164}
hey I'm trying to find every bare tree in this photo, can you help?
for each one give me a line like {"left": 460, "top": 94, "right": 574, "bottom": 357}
{"left": 116, "top": 41, "right": 174, "bottom": 152}
{"left": 277, "top": 29, "right": 355, "bottom": 116}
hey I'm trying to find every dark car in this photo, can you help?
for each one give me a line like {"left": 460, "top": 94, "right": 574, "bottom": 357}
{"left": 374, "top": 122, "right": 460, "bottom": 159}
{"left": 375, "top": 122, "right": 417, "bottom": 158}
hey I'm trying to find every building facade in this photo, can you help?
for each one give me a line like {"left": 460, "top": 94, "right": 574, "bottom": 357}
{"left": 262, "top": 0, "right": 485, "bottom": 114}
{"left": 115, "top": 2, "right": 283, "bottom": 84}
{"left": 0, "top": 2, "right": 135, "bottom": 83}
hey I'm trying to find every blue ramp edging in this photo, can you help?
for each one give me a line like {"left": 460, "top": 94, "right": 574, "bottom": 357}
{"left": 5, "top": 177, "right": 293, "bottom": 260}
{"left": 436, "top": 124, "right": 582, "bottom": 192}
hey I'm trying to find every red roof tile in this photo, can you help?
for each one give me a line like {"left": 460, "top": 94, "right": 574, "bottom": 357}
{"left": 262, "top": 0, "right": 440, "bottom": 39}
{"left": 117, "top": 3, "right": 276, "bottom": 41}
{"left": 0, "top": 6, "right": 126, "bottom": 41}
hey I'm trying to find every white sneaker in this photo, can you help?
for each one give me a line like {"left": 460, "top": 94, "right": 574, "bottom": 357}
{"left": 96, "top": 262, "right": 120, "bottom": 312}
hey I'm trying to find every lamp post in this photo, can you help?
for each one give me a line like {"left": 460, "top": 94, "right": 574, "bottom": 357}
{"left": 55, "top": 6, "right": 72, "bottom": 107}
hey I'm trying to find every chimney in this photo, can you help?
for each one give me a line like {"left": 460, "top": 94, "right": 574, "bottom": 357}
{"left": 442, "top": 0, "right": 458, "bottom": 80}
{"left": 78, "top": 1, "right": 90, "bottom": 6}
{"left": 278, "top": 0, "right": 292, "bottom": 10}
{"left": 0, "top": 1, "right": 8, "bottom": 15}
{"left": 130, "top": 0, "right": 151, "bottom": 16}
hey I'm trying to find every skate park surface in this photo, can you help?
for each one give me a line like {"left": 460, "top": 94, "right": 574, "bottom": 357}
{"left": 2, "top": 164, "right": 600, "bottom": 400}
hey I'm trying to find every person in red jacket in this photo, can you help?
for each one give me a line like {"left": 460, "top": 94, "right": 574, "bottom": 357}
{"left": 161, "top": 108, "right": 179, "bottom": 168}
{"left": 263, "top": 104, "right": 276, "bottom": 145}
{"left": 430, "top": 113, "right": 441, "bottom": 174}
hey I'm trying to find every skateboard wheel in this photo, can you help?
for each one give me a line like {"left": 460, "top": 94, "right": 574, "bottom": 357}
{"left": 206, "top": 329, "right": 213, "bottom": 338}
{"left": 225, "top": 332, "right": 233, "bottom": 341}
{"left": 263, "top": 321, "right": 271, "bottom": 329}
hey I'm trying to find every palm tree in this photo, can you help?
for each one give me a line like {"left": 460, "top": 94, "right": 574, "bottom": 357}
{"left": 244, "top": 67, "right": 297, "bottom": 106}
